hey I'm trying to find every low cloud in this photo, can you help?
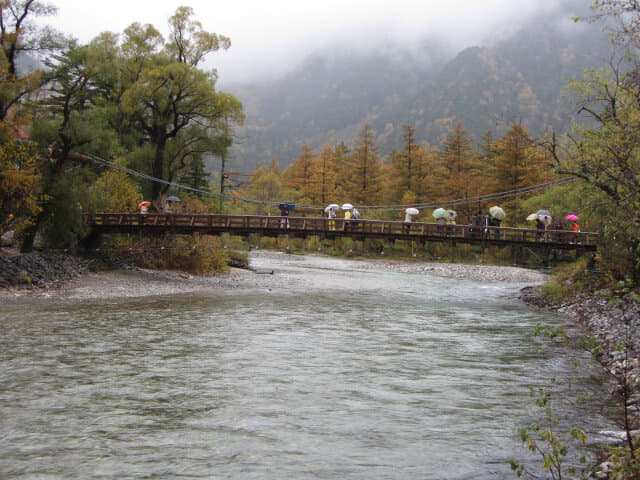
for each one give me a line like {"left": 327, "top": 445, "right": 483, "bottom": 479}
{"left": 43, "top": 0, "right": 589, "bottom": 85}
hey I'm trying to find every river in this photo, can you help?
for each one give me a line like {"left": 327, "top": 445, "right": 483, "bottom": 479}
{"left": 0, "top": 253, "right": 619, "bottom": 479}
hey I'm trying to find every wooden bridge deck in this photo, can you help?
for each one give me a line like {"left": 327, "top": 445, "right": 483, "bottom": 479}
{"left": 84, "top": 213, "right": 599, "bottom": 251}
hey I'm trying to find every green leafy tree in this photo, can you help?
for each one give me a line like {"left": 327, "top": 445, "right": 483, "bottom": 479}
{"left": 0, "top": 138, "right": 40, "bottom": 233}
{"left": 17, "top": 6, "right": 243, "bottom": 251}
{"left": 0, "top": 0, "right": 63, "bottom": 133}
{"left": 545, "top": 65, "right": 640, "bottom": 281}
{"left": 120, "top": 7, "right": 243, "bottom": 204}
{"left": 87, "top": 169, "right": 140, "bottom": 213}
{"left": 21, "top": 37, "right": 122, "bottom": 251}
{"left": 239, "top": 158, "right": 283, "bottom": 215}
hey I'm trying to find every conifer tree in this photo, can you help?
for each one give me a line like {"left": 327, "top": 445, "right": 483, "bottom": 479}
{"left": 308, "top": 143, "right": 341, "bottom": 205}
{"left": 180, "top": 158, "right": 211, "bottom": 198}
{"left": 344, "top": 123, "right": 384, "bottom": 206}
{"left": 283, "top": 144, "right": 315, "bottom": 200}
{"left": 437, "top": 122, "right": 484, "bottom": 220}
{"left": 389, "top": 125, "right": 440, "bottom": 204}
{"left": 488, "top": 124, "right": 548, "bottom": 193}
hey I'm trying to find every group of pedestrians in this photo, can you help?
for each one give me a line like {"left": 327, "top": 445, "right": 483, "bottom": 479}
{"left": 280, "top": 202, "right": 362, "bottom": 231}
{"left": 536, "top": 215, "right": 581, "bottom": 242}
{"left": 280, "top": 202, "right": 583, "bottom": 243}
{"left": 326, "top": 204, "right": 360, "bottom": 231}
{"left": 469, "top": 211, "right": 502, "bottom": 239}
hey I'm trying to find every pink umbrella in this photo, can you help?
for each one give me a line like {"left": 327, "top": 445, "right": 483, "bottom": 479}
{"left": 564, "top": 214, "right": 579, "bottom": 221}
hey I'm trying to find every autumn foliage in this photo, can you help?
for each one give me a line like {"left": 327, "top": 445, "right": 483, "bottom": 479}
{"left": 238, "top": 121, "right": 552, "bottom": 223}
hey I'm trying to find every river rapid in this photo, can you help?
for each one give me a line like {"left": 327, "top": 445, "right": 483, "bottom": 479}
{"left": 0, "top": 253, "right": 619, "bottom": 479}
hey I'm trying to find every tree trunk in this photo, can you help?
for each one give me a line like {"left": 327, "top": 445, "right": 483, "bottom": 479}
{"left": 152, "top": 137, "right": 167, "bottom": 205}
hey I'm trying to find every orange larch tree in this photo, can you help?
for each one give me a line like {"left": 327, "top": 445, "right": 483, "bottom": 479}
{"left": 343, "top": 123, "right": 384, "bottom": 206}
{"left": 488, "top": 123, "right": 549, "bottom": 193}
{"left": 283, "top": 144, "right": 315, "bottom": 201}
{"left": 308, "top": 143, "right": 342, "bottom": 205}
{"left": 436, "top": 121, "right": 485, "bottom": 221}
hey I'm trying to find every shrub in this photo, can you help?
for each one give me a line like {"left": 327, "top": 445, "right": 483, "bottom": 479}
{"left": 110, "top": 234, "right": 229, "bottom": 274}
{"left": 14, "top": 269, "right": 31, "bottom": 285}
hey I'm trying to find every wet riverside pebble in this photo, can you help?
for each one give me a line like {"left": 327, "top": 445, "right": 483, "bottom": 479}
{"left": 354, "top": 258, "right": 549, "bottom": 284}
{"left": 0, "top": 253, "right": 89, "bottom": 289}
{"left": 0, "top": 250, "right": 550, "bottom": 299}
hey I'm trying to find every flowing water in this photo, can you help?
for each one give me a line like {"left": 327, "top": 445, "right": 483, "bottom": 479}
{"left": 0, "top": 253, "right": 619, "bottom": 479}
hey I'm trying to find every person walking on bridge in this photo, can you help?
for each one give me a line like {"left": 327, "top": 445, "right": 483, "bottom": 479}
{"left": 351, "top": 207, "right": 361, "bottom": 231}
{"left": 343, "top": 208, "right": 352, "bottom": 231}
{"left": 535, "top": 217, "right": 545, "bottom": 241}
{"left": 327, "top": 206, "right": 336, "bottom": 231}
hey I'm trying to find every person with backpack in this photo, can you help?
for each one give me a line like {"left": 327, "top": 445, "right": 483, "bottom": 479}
{"left": 351, "top": 207, "right": 361, "bottom": 231}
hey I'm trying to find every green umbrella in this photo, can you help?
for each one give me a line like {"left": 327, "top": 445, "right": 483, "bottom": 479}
{"left": 489, "top": 206, "right": 506, "bottom": 220}
{"left": 432, "top": 207, "right": 448, "bottom": 219}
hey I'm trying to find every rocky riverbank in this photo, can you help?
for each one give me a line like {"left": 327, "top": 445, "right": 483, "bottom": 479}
{"left": 0, "top": 250, "right": 549, "bottom": 300}
{"left": 520, "top": 284, "right": 640, "bottom": 477}
{"left": 521, "top": 285, "right": 640, "bottom": 415}
{"left": 0, "top": 252, "right": 89, "bottom": 289}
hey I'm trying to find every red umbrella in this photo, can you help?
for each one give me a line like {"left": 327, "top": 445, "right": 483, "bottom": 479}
{"left": 137, "top": 201, "right": 151, "bottom": 211}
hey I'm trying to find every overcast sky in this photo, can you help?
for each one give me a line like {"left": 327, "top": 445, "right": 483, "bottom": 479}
{"left": 43, "top": 0, "right": 583, "bottom": 85}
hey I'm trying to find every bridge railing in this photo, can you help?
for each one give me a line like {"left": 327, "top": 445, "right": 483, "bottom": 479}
{"left": 84, "top": 213, "right": 599, "bottom": 245}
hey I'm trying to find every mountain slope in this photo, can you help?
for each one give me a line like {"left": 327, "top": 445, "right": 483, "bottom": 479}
{"left": 225, "top": 10, "right": 611, "bottom": 172}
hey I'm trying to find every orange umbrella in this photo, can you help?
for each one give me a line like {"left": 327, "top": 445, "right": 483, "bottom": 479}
{"left": 137, "top": 201, "right": 151, "bottom": 211}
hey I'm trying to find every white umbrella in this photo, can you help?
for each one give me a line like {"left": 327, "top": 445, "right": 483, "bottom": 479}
{"left": 433, "top": 207, "right": 448, "bottom": 219}
{"left": 489, "top": 206, "right": 506, "bottom": 220}
{"left": 341, "top": 203, "right": 353, "bottom": 210}
{"left": 405, "top": 207, "right": 419, "bottom": 215}
{"left": 325, "top": 204, "right": 339, "bottom": 213}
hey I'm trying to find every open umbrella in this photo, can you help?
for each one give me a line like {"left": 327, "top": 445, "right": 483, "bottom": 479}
{"left": 405, "top": 207, "right": 419, "bottom": 216}
{"left": 489, "top": 206, "right": 506, "bottom": 220}
{"left": 166, "top": 196, "right": 181, "bottom": 202}
{"left": 137, "top": 201, "right": 151, "bottom": 211}
{"left": 536, "top": 209, "right": 551, "bottom": 217}
{"left": 279, "top": 201, "right": 295, "bottom": 213}
{"left": 447, "top": 210, "right": 457, "bottom": 218}
{"left": 564, "top": 214, "right": 579, "bottom": 221}
{"left": 526, "top": 213, "right": 538, "bottom": 221}
{"left": 341, "top": 203, "right": 353, "bottom": 210}
{"left": 325, "top": 204, "right": 339, "bottom": 213}
{"left": 433, "top": 207, "right": 448, "bottom": 219}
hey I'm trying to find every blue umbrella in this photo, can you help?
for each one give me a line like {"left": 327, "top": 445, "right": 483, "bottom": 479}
{"left": 166, "top": 196, "right": 181, "bottom": 202}
{"left": 279, "top": 201, "right": 295, "bottom": 212}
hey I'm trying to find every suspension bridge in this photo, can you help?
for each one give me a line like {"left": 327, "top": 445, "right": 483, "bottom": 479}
{"left": 84, "top": 213, "right": 598, "bottom": 252}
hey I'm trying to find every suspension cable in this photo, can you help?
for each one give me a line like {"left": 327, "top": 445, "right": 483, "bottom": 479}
{"left": 84, "top": 153, "right": 577, "bottom": 212}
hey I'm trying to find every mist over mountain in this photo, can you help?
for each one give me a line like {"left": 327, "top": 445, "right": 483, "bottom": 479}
{"left": 223, "top": 3, "right": 612, "bottom": 173}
